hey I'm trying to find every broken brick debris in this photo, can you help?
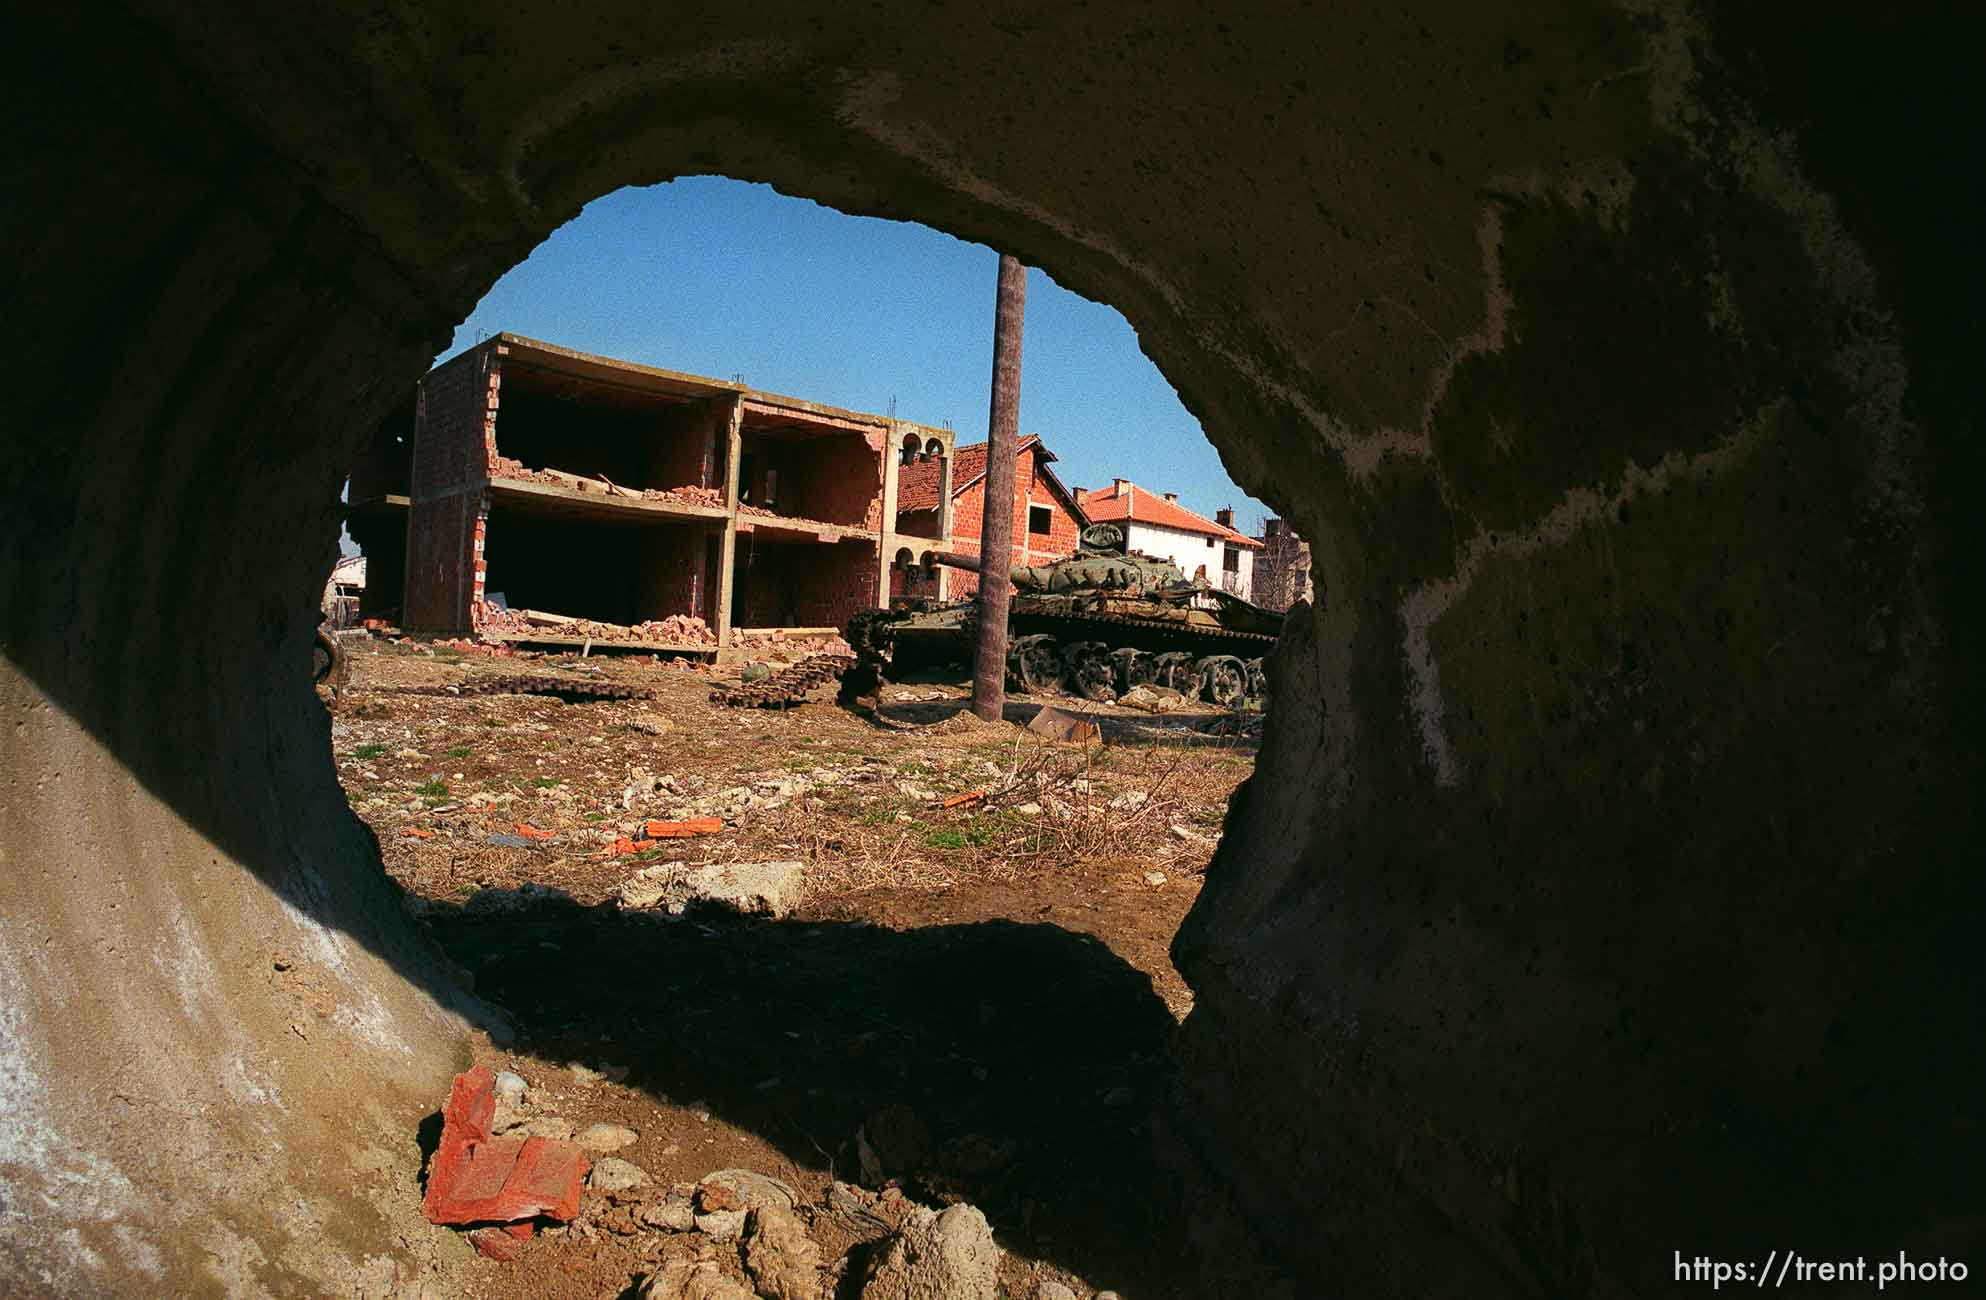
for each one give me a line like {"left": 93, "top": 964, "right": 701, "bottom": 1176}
{"left": 479, "top": 601, "right": 717, "bottom": 648}
{"left": 515, "top": 822, "right": 556, "bottom": 840}
{"left": 645, "top": 817, "right": 723, "bottom": 839}
{"left": 401, "top": 827, "right": 435, "bottom": 839}
{"left": 423, "top": 1066, "right": 589, "bottom": 1235}
{"left": 939, "top": 791, "right": 987, "bottom": 809}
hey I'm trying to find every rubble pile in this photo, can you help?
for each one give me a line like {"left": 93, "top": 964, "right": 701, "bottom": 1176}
{"left": 420, "top": 1066, "right": 1021, "bottom": 1298}
{"left": 489, "top": 458, "right": 727, "bottom": 510}
{"left": 728, "top": 630, "right": 854, "bottom": 659}
{"left": 710, "top": 654, "right": 856, "bottom": 708}
{"left": 479, "top": 602, "right": 719, "bottom": 647}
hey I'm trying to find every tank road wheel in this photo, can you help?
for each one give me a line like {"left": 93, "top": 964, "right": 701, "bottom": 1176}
{"left": 1198, "top": 654, "right": 1248, "bottom": 708}
{"left": 1064, "top": 641, "right": 1117, "bottom": 701}
{"left": 1153, "top": 651, "right": 1204, "bottom": 700}
{"left": 1112, "top": 647, "right": 1157, "bottom": 695}
{"left": 1245, "top": 657, "right": 1268, "bottom": 705}
{"left": 1008, "top": 634, "right": 1063, "bottom": 694}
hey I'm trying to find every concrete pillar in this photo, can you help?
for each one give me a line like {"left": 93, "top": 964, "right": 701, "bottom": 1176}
{"left": 713, "top": 392, "right": 743, "bottom": 658}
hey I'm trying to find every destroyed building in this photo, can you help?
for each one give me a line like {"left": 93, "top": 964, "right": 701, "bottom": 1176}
{"left": 356, "top": 333, "right": 953, "bottom": 654}
{"left": 891, "top": 434, "right": 1087, "bottom": 600}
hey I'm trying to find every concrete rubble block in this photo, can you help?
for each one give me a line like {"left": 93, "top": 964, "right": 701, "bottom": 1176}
{"left": 640, "top": 1193, "right": 698, "bottom": 1232}
{"left": 744, "top": 1204, "right": 823, "bottom": 1300}
{"left": 1025, "top": 705, "right": 1100, "bottom": 744}
{"left": 619, "top": 861, "right": 806, "bottom": 917}
{"left": 1118, "top": 683, "right": 1186, "bottom": 713}
{"left": 858, "top": 1203, "right": 999, "bottom": 1300}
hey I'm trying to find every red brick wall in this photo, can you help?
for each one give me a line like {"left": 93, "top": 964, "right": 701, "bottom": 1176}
{"left": 637, "top": 525, "right": 717, "bottom": 623}
{"left": 404, "top": 343, "right": 497, "bottom": 634}
{"left": 736, "top": 539, "right": 877, "bottom": 629}
{"left": 743, "top": 430, "right": 883, "bottom": 528}
{"left": 645, "top": 401, "right": 722, "bottom": 492}
{"left": 944, "top": 445, "right": 1081, "bottom": 598}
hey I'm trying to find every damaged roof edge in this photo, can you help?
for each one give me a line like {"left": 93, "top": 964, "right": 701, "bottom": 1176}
{"left": 449, "top": 332, "right": 950, "bottom": 438}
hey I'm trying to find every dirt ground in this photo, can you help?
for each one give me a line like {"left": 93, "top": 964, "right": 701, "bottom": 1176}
{"left": 328, "top": 635, "right": 1271, "bottom": 1299}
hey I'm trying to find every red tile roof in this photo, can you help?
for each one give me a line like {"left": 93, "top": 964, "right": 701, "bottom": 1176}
{"left": 1078, "top": 481, "right": 1262, "bottom": 547}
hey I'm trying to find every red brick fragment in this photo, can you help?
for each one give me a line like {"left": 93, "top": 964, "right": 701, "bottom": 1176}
{"left": 423, "top": 1067, "right": 589, "bottom": 1226}
{"left": 467, "top": 1226, "right": 526, "bottom": 1261}
{"left": 645, "top": 817, "right": 723, "bottom": 839}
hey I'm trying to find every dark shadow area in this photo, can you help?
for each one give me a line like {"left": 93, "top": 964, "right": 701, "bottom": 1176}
{"left": 417, "top": 887, "right": 1210, "bottom": 1297}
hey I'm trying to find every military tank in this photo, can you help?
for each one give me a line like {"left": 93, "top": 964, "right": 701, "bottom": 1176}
{"left": 847, "top": 524, "right": 1280, "bottom": 707}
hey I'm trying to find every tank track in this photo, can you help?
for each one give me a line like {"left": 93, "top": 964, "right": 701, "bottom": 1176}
{"left": 710, "top": 653, "right": 857, "bottom": 709}
{"left": 375, "top": 675, "right": 654, "bottom": 703}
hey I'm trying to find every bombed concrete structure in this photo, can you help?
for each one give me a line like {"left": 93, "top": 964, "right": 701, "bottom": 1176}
{"left": 387, "top": 333, "right": 952, "bottom": 650}
{"left": 2, "top": 3, "right": 1979, "bottom": 1297}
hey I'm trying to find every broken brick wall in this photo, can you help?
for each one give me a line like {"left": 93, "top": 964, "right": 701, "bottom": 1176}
{"left": 644, "top": 400, "right": 724, "bottom": 493}
{"left": 491, "top": 376, "right": 653, "bottom": 487}
{"left": 744, "top": 430, "right": 884, "bottom": 528}
{"left": 635, "top": 524, "right": 718, "bottom": 625}
{"left": 735, "top": 538, "right": 877, "bottom": 628}
{"left": 481, "top": 511, "right": 649, "bottom": 626}
{"left": 404, "top": 345, "right": 498, "bottom": 634}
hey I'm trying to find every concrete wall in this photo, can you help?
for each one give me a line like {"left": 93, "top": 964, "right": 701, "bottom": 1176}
{"left": 1, "top": 3, "right": 1977, "bottom": 1295}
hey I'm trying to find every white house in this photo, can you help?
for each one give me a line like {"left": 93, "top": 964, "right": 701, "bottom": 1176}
{"left": 1073, "top": 478, "right": 1263, "bottom": 599}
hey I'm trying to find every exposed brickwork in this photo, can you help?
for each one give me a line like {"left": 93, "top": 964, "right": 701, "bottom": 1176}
{"left": 929, "top": 440, "right": 1083, "bottom": 599}
{"left": 737, "top": 538, "right": 877, "bottom": 629}
{"left": 404, "top": 343, "right": 498, "bottom": 634}
{"left": 742, "top": 428, "right": 883, "bottom": 529}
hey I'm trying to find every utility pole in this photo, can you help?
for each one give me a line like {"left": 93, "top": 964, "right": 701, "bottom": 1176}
{"left": 971, "top": 254, "right": 1026, "bottom": 722}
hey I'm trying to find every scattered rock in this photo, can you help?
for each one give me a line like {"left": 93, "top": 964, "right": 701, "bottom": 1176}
{"left": 745, "top": 1204, "right": 823, "bottom": 1300}
{"left": 1142, "top": 871, "right": 1167, "bottom": 887}
{"left": 620, "top": 861, "right": 806, "bottom": 918}
{"left": 740, "top": 662, "right": 772, "bottom": 682}
{"left": 588, "top": 1157, "right": 652, "bottom": 1194}
{"left": 1035, "top": 1284, "right": 1078, "bottom": 1300}
{"left": 1014, "top": 802, "right": 1044, "bottom": 816}
{"left": 574, "top": 1122, "right": 639, "bottom": 1153}
{"left": 485, "top": 832, "right": 535, "bottom": 848}
{"left": 1119, "top": 683, "right": 1187, "bottom": 713}
{"left": 500, "top": 1115, "right": 576, "bottom": 1142}
{"left": 628, "top": 714, "right": 675, "bottom": 736}
{"left": 703, "top": 1167, "right": 799, "bottom": 1213}
{"left": 639, "top": 1192, "right": 698, "bottom": 1232}
{"left": 694, "top": 1207, "right": 747, "bottom": 1242}
{"left": 858, "top": 1203, "right": 999, "bottom": 1300}
{"left": 493, "top": 1071, "right": 528, "bottom": 1105}
{"left": 641, "top": 1258, "right": 759, "bottom": 1300}
{"left": 1169, "top": 823, "right": 1214, "bottom": 843}
{"left": 895, "top": 780, "right": 938, "bottom": 802}
{"left": 1108, "top": 790, "right": 1149, "bottom": 810}
{"left": 466, "top": 1223, "right": 532, "bottom": 1262}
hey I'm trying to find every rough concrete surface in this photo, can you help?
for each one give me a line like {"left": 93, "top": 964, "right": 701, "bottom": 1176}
{"left": 0, "top": 1, "right": 1978, "bottom": 1296}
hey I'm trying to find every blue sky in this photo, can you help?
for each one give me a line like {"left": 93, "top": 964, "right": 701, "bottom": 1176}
{"left": 440, "top": 178, "right": 1270, "bottom": 528}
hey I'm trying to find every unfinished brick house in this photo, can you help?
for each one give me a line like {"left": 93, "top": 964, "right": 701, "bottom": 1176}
{"left": 891, "top": 434, "right": 1087, "bottom": 601}
{"left": 1250, "top": 517, "right": 1312, "bottom": 613}
{"left": 375, "top": 333, "right": 953, "bottom": 654}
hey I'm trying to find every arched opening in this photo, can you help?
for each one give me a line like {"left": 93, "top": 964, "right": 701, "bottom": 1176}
{"left": 2, "top": 6, "right": 1974, "bottom": 1298}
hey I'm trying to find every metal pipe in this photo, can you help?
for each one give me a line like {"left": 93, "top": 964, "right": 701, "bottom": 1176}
{"left": 971, "top": 253, "right": 1026, "bottom": 721}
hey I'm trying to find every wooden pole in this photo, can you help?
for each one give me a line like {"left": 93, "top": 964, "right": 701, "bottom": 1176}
{"left": 972, "top": 254, "right": 1026, "bottom": 721}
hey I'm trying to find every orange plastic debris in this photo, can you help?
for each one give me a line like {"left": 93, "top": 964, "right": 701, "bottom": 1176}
{"left": 515, "top": 823, "right": 556, "bottom": 840}
{"left": 941, "top": 791, "right": 988, "bottom": 809}
{"left": 401, "top": 827, "right": 435, "bottom": 839}
{"left": 605, "top": 835, "right": 660, "bottom": 856}
{"left": 644, "top": 817, "right": 723, "bottom": 839}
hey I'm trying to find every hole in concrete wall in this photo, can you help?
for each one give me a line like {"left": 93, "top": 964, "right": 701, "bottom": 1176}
{"left": 319, "top": 177, "right": 1291, "bottom": 1296}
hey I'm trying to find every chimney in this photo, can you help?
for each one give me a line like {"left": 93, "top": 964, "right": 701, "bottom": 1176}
{"left": 1215, "top": 506, "right": 1235, "bottom": 529}
{"left": 1163, "top": 491, "right": 1179, "bottom": 504}
{"left": 1112, "top": 477, "right": 1131, "bottom": 496}
{"left": 1073, "top": 486, "right": 1088, "bottom": 503}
